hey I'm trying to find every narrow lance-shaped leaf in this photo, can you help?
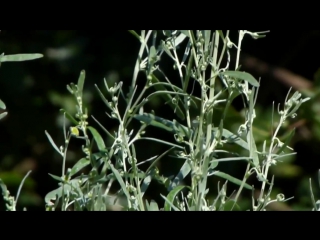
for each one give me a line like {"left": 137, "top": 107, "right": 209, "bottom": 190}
{"left": 168, "top": 160, "right": 191, "bottom": 191}
{"left": 174, "top": 33, "right": 187, "bottom": 48}
{"left": 221, "top": 71, "right": 260, "bottom": 87}
{"left": 128, "top": 30, "right": 141, "bottom": 41}
{"left": 217, "top": 30, "right": 225, "bottom": 41}
{"left": 60, "top": 109, "right": 78, "bottom": 125}
{"left": 134, "top": 113, "right": 190, "bottom": 137}
{"left": 247, "top": 88, "right": 260, "bottom": 169}
{"left": 44, "top": 179, "right": 79, "bottom": 205}
{"left": 140, "top": 174, "right": 152, "bottom": 199}
{"left": 179, "top": 30, "right": 190, "bottom": 38}
{"left": 164, "top": 185, "right": 190, "bottom": 211}
{"left": 219, "top": 128, "right": 249, "bottom": 150}
{"left": 87, "top": 126, "right": 106, "bottom": 151}
{"left": 150, "top": 74, "right": 185, "bottom": 120}
{"left": 77, "top": 70, "right": 85, "bottom": 99}
{"left": 0, "top": 112, "right": 7, "bottom": 120}
{"left": 0, "top": 53, "right": 43, "bottom": 62}
{"left": 45, "top": 130, "right": 63, "bottom": 156}
{"left": 70, "top": 158, "right": 90, "bottom": 177}
{"left": 134, "top": 113, "right": 249, "bottom": 150}
{"left": 109, "top": 164, "right": 131, "bottom": 201}
{"left": 309, "top": 178, "right": 317, "bottom": 211}
{"left": 149, "top": 46, "right": 157, "bottom": 62}
{"left": 148, "top": 200, "right": 160, "bottom": 211}
{"left": 276, "top": 129, "right": 295, "bottom": 154}
{"left": 0, "top": 179, "right": 8, "bottom": 197}
{"left": 204, "top": 30, "right": 211, "bottom": 53}
{"left": 48, "top": 173, "right": 63, "bottom": 182}
{"left": 160, "top": 194, "right": 180, "bottom": 211}
{"left": 45, "top": 187, "right": 61, "bottom": 205}
{"left": 248, "top": 127, "right": 260, "bottom": 170}
{"left": 212, "top": 171, "right": 252, "bottom": 190}
{"left": 161, "top": 41, "right": 175, "bottom": 60}
{"left": 0, "top": 99, "right": 6, "bottom": 109}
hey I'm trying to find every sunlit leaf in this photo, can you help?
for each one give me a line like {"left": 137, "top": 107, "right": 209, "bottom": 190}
{"left": 60, "top": 109, "right": 78, "bottom": 125}
{"left": 160, "top": 194, "right": 180, "bottom": 211}
{"left": 0, "top": 99, "right": 6, "bottom": 109}
{"left": 87, "top": 126, "right": 106, "bottom": 151}
{"left": 0, "top": 179, "right": 8, "bottom": 196}
{"left": 45, "top": 130, "right": 63, "bottom": 156}
{"left": 77, "top": 70, "right": 85, "bottom": 98}
{"left": 0, "top": 112, "right": 7, "bottom": 120}
{"left": 149, "top": 200, "right": 160, "bottom": 211}
{"left": 179, "top": 30, "right": 190, "bottom": 38}
{"left": 128, "top": 30, "right": 141, "bottom": 41}
{"left": 70, "top": 158, "right": 90, "bottom": 177}
{"left": 44, "top": 179, "right": 79, "bottom": 205}
{"left": 149, "top": 46, "right": 157, "bottom": 62}
{"left": 134, "top": 113, "right": 190, "bottom": 137}
{"left": 276, "top": 129, "right": 295, "bottom": 154}
{"left": 218, "top": 128, "right": 249, "bottom": 150}
{"left": 164, "top": 185, "right": 190, "bottom": 211}
{"left": 134, "top": 113, "right": 249, "bottom": 150}
{"left": 221, "top": 71, "right": 259, "bottom": 87}
{"left": 204, "top": 30, "right": 211, "bottom": 53}
{"left": 0, "top": 53, "right": 43, "bottom": 62}
{"left": 48, "top": 173, "right": 62, "bottom": 182}
{"left": 212, "top": 171, "right": 252, "bottom": 190}
{"left": 109, "top": 164, "right": 130, "bottom": 200}
{"left": 168, "top": 160, "right": 191, "bottom": 191}
{"left": 161, "top": 41, "right": 175, "bottom": 60}
{"left": 174, "top": 33, "right": 187, "bottom": 47}
{"left": 140, "top": 174, "right": 152, "bottom": 199}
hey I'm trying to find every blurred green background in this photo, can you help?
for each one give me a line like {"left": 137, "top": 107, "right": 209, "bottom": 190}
{"left": 1, "top": 30, "right": 320, "bottom": 211}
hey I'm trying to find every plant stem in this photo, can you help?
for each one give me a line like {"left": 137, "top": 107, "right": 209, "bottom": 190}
{"left": 258, "top": 116, "right": 283, "bottom": 203}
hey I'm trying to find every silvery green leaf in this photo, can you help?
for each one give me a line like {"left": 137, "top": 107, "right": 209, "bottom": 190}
{"left": 146, "top": 200, "right": 160, "bottom": 211}
{"left": 87, "top": 126, "right": 106, "bottom": 151}
{"left": 109, "top": 164, "right": 130, "bottom": 201}
{"left": 59, "top": 109, "right": 78, "bottom": 125}
{"left": 163, "top": 185, "right": 191, "bottom": 211}
{"left": 161, "top": 42, "right": 175, "bottom": 60}
{"left": 149, "top": 46, "right": 157, "bottom": 62}
{"left": 0, "top": 99, "right": 6, "bottom": 109}
{"left": 174, "top": 33, "right": 187, "bottom": 47}
{"left": 212, "top": 171, "right": 252, "bottom": 190}
{"left": 0, "top": 53, "right": 43, "bottom": 62}
{"left": 77, "top": 70, "right": 85, "bottom": 98}
{"left": 0, "top": 179, "right": 8, "bottom": 197}
{"left": 45, "top": 130, "right": 63, "bottom": 156}
{"left": 128, "top": 30, "right": 141, "bottom": 41}
{"left": 140, "top": 174, "right": 152, "bottom": 199}
{"left": 0, "top": 112, "right": 7, "bottom": 120}
{"left": 134, "top": 113, "right": 190, "bottom": 137}
{"left": 44, "top": 179, "right": 79, "bottom": 205}
{"left": 179, "top": 30, "right": 190, "bottom": 37}
{"left": 70, "top": 158, "right": 90, "bottom": 177}
{"left": 204, "top": 30, "right": 211, "bottom": 53}
{"left": 161, "top": 194, "right": 180, "bottom": 211}
{"left": 221, "top": 71, "right": 259, "bottom": 87}
{"left": 168, "top": 160, "right": 191, "bottom": 191}
{"left": 48, "top": 173, "right": 62, "bottom": 182}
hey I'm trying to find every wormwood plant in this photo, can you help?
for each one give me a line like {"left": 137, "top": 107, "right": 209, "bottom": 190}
{"left": 41, "top": 30, "right": 312, "bottom": 211}
{"left": 0, "top": 30, "right": 316, "bottom": 211}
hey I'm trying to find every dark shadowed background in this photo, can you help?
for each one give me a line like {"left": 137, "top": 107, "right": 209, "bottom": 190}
{"left": 1, "top": 30, "right": 320, "bottom": 211}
